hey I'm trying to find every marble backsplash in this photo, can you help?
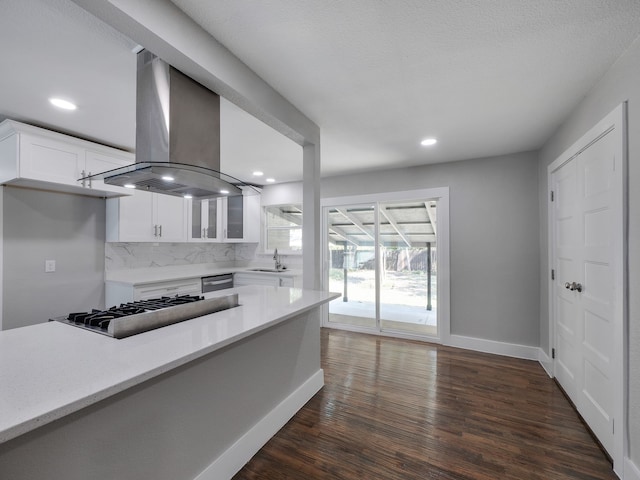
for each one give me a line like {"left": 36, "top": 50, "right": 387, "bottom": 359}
{"left": 105, "top": 242, "right": 301, "bottom": 271}
{"left": 106, "top": 243, "right": 250, "bottom": 270}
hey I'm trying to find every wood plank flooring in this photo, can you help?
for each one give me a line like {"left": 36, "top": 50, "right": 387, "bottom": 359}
{"left": 233, "top": 328, "right": 615, "bottom": 480}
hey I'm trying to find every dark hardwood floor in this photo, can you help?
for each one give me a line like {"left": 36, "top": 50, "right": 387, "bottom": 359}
{"left": 233, "top": 328, "right": 615, "bottom": 480}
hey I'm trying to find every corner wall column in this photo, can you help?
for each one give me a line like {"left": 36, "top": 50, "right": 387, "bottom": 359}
{"left": 303, "top": 142, "right": 320, "bottom": 290}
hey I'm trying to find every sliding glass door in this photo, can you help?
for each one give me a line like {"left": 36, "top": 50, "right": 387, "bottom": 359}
{"left": 326, "top": 203, "right": 377, "bottom": 329}
{"left": 378, "top": 200, "right": 437, "bottom": 336}
{"left": 324, "top": 196, "right": 441, "bottom": 340}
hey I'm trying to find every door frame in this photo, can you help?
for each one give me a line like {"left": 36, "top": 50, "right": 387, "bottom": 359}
{"left": 547, "top": 102, "right": 627, "bottom": 474}
{"left": 321, "top": 187, "right": 450, "bottom": 345}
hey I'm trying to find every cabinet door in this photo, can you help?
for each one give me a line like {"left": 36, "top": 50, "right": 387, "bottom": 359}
{"left": 226, "top": 195, "right": 244, "bottom": 239}
{"left": 204, "top": 198, "right": 221, "bottom": 240}
{"left": 189, "top": 199, "right": 205, "bottom": 241}
{"left": 222, "top": 193, "right": 260, "bottom": 243}
{"left": 20, "top": 134, "right": 84, "bottom": 186}
{"left": 242, "top": 194, "right": 261, "bottom": 242}
{"left": 188, "top": 199, "right": 221, "bottom": 242}
{"left": 117, "top": 190, "right": 155, "bottom": 241}
{"left": 85, "top": 150, "right": 134, "bottom": 194}
{"left": 234, "top": 273, "right": 280, "bottom": 287}
{"left": 134, "top": 278, "right": 202, "bottom": 301}
{"left": 155, "top": 194, "right": 187, "bottom": 242}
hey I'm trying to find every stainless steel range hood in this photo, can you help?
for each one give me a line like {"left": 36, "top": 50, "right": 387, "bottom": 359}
{"left": 81, "top": 50, "right": 250, "bottom": 199}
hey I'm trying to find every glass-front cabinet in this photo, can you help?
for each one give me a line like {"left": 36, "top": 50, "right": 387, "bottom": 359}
{"left": 225, "top": 195, "right": 244, "bottom": 239}
{"left": 190, "top": 198, "right": 221, "bottom": 241}
{"left": 187, "top": 190, "right": 261, "bottom": 243}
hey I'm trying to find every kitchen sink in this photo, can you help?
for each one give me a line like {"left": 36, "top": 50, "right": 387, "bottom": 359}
{"left": 248, "top": 268, "right": 285, "bottom": 273}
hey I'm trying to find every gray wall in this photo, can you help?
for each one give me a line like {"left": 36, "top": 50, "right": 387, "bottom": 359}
{"left": 261, "top": 181, "right": 303, "bottom": 206}
{"left": 322, "top": 151, "right": 540, "bottom": 346}
{"left": 537, "top": 34, "right": 640, "bottom": 465}
{"left": 2, "top": 187, "right": 105, "bottom": 330}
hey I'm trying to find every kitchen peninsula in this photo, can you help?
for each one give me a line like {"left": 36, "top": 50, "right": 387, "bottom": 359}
{"left": 0, "top": 285, "right": 339, "bottom": 480}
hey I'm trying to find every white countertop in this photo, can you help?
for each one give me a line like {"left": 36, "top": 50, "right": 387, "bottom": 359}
{"left": 0, "top": 285, "right": 339, "bottom": 444}
{"left": 105, "top": 264, "right": 301, "bottom": 285}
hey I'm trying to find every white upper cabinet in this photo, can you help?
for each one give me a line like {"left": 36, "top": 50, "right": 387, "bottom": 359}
{"left": 0, "top": 119, "right": 134, "bottom": 197}
{"left": 19, "top": 134, "right": 85, "bottom": 185}
{"left": 106, "top": 190, "right": 188, "bottom": 243}
{"left": 84, "top": 149, "right": 134, "bottom": 193}
{"left": 186, "top": 189, "right": 260, "bottom": 243}
{"left": 155, "top": 194, "right": 188, "bottom": 242}
{"left": 222, "top": 192, "right": 260, "bottom": 243}
{"left": 187, "top": 198, "right": 222, "bottom": 242}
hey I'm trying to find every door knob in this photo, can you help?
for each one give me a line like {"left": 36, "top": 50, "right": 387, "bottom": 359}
{"left": 565, "top": 282, "right": 571, "bottom": 290}
{"left": 572, "top": 282, "right": 582, "bottom": 292}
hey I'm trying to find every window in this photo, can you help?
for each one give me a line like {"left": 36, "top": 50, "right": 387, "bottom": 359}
{"left": 265, "top": 204, "right": 302, "bottom": 252}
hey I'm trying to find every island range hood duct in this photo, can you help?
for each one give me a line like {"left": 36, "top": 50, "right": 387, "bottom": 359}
{"left": 80, "top": 50, "right": 247, "bottom": 199}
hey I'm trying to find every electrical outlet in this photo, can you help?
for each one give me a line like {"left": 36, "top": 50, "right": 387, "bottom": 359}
{"left": 45, "top": 260, "right": 56, "bottom": 273}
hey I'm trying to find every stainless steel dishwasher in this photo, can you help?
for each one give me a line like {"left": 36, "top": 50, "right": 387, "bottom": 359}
{"left": 201, "top": 273, "right": 234, "bottom": 293}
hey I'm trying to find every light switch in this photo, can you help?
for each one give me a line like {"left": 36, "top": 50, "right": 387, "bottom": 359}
{"left": 45, "top": 260, "right": 56, "bottom": 273}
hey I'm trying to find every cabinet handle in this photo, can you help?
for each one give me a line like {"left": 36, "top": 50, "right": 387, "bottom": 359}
{"left": 159, "top": 225, "right": 162, "bottom": 237}
{"left": 202, "top": 228, "right": 206, "bottom": 238}
{"left": 88, "top": 171, "right": 92, "bottom": 188}
{"left": 81, "top": 170, "right": 86, "bottom": 188}
{"left": 153, "top": 225, "right": 158, "bottom": 237}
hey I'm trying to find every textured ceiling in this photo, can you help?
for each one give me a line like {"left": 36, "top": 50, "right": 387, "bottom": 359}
{"left": 1, "top": 0, "right": 640, "bottom": 183}
{"left": 170, "top": 0, "right": 640, "bottom": 175}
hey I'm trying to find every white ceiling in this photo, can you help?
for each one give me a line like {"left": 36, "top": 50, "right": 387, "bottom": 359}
{"left": 2, "top": 0, "right": 640, "bottom": 184}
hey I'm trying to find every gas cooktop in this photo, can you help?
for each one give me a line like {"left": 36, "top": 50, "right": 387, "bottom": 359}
{"left": 51, "top": 294, "right": 239, "bottom": 338}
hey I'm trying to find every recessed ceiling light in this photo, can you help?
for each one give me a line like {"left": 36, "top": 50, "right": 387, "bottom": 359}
{"left": 161, "top": 175, "right": 174, "bottom": 182}
{"left": 49, "top": 98, "right": 77, "bottom": 111}
{"left": 183, "top": 194, "right": 192, "bottom": 199}
{"left": 220, "top": 189, "right": 229, "bottom": 194}
{"left": 252, "top": 171, "right": 264, "bottom": 176}
{"left": 266, "top": 178, "right": 276, "bottom": 183}
{"left": 420, "top": 138, "right": 437, "bottom": 146}
{"left": 124, "top": 184, "right": 136, "bottom": 189}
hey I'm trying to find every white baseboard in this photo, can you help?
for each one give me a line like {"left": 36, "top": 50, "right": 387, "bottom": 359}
{"left": 538, "top": 349, "right": 553, "bottom": 377}
{"left": 447, "top": 334, "right": 539, "bottom": 360}
{"left": 194, "top": 369, "right": 325, "bottom": 480}
{"left": 624, "top": 457, "right": 640, "bottom": 480}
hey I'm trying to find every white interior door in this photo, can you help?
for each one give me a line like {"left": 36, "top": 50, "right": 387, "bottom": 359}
{"left": 574, "top": 130, "right": 618, "bottom": 458}
{"left": 550, "top": 105, "right": 625, "bottom": 470}
{"left": 552, "top": 159, "right": 580, "bottom": 402}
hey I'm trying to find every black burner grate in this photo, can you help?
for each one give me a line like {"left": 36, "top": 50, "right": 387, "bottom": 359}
{"left": 64, "top": 295, "right": 204, "bottom": 333}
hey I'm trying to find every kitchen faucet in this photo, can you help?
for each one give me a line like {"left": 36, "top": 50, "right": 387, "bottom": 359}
{"left": 273, "top": 248, "right": 282, "bottom": 271}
